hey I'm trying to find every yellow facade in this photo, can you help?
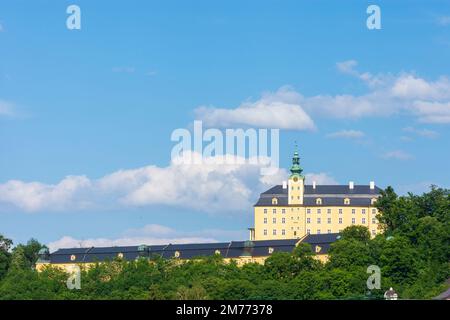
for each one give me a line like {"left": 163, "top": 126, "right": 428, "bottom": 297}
{"left": 254, "top": 205, "right": 380, "bottom": 240}
{"left": 253, "top": 150, "right": 381, "bottom": 240}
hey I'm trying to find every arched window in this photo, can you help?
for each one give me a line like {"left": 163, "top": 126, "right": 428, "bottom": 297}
{"left": 272, "top": 197, "right": 278, "bottom": 205}
{"left": 344, "top": 198, "right": 350, "bottom": 205}
{"left": 316, "top": 198, "right": 322, "bottom": 205}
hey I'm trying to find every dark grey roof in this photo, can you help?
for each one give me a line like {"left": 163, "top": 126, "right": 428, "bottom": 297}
{"left": 255, "top": 184, "right": 381, "bottom": 207}
{"left": 262, "top": 184, "right": 381, "bottom": 196}
{"left": 301, "top": 233, "right": 341, "bottom": 255}
{"left": 47, "top": 239, "right": 302, "bottom": 264}
{"left": 302, "top": 233, "right": 341, "bottom": 244}
{"left": 304, "top": 197, "right": 373, "bottom": 206}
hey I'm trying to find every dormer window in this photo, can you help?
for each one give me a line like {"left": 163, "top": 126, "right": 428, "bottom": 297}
{"left": 316, "top": 198, "right": 322, "bottom": 205}
{"left": 344, "top": 198, "right": 350, "bottom": 205}
{"left": 272, "top": 197, "right": 278, "bottom": 205}
{"left": 371, "top": 198, "right": 377, "bottom": 205}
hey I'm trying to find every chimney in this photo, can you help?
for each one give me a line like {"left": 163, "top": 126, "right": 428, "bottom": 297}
{"left": 282, "top": 181, "right": 287, "bottom": 189}
{"left": 370, "top": 181, "right": 375, "bottom": 190}
{"left": 312, "top": 181, "right": 316, "bottom": 189}
{"left": 349, "top": 181, "right": 354, "bottom": 190}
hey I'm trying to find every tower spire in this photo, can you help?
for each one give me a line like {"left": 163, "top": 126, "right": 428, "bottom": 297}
{"left": 290, "top": 144, "right": 303, "bottom": 177}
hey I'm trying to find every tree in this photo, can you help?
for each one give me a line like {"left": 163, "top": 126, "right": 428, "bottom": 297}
{"left": 0, "top": 234, "right": 13, "bottom": 280}
{"left": 327, "top": 239, "right": 372, "bottom": 270}
{"left": 341, "top": 225, "right": 371, "bottom": 242}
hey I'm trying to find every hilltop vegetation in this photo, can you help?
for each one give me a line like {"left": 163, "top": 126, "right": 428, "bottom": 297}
{"left": 0, "top": 186, "right": 448, "bottom": 300}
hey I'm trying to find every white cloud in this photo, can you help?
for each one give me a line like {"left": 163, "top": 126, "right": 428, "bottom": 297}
{"left": 0, "top": 152, "right": 291, "bottom": 213}
{"left": 47, "top": 224, "right": 247, "bottom": 251}
{"left": 381, "top": 150, "right": 414, "bottom": 161}
{"left": 402, "top": 126, "right": 439, "bottom": 138}
{"left": 326, "top": 61, "right": 450, "bottom": 123}
{"left": 326, "top": 130, "right": 365, "bottom": 139}
{"left": 391, "top": 75, "right": 450, "bottom": 100}
{"left": 412, "top": 101, "right": 450, "bottom": 124}
{"left": 195, "top": 86, "right": 315, "bottom": 130}
{"left": 0, "top": 176, "right": 92, "bottom": 212}
{"left": 304, "top": 173, "right": 338, "bottom": 185}
{"left": 195, "top": 62, "right": 450, "bottom": 127}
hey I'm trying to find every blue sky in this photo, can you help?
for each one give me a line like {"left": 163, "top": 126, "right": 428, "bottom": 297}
{"left": 0, "top": 0, "right": 449, "bottom": 249}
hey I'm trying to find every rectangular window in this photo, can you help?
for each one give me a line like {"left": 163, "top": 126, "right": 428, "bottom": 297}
{"left": 327, "top": 229, "right": 331, "bottom": 234}
{"left": 339, "top": 218, "right": 343, "bottom": 224}
{"left": 273, "top": 209, "right": 276, "bottom": 214}
{"left": 307, "top": 218, "right": 311, "bottom": 224}
{"left": 372, "top": 218, "right": 377, "bottom": 224}
{"left": 362, "top": 218, "right": 366, "bottom": 224}
{"left": 307, "top": 229, "right": 311, "bottom": 234}
{"left": 352, "top": 218, "right": 356, "bottom": 224}
{"left": 352, "top": 209, "right": 356, "bottom": 214}
{"left": 307, "top": 209, "right": 311, "bottom": 214}
{"left": 339, "top": 208, "right": 343, "bottom": 214}
{"left": 371, "top": 230, "right": 376, "bottom": 236}
{"left": 273, "top": 229, "right": 277, "bottom": 236}
{"left": 264, "top": 209, "right": 267, "bottom": 214}
{"left": 317, "top": 229, "right": 321, "bottom": 234}
{"left": 282, "top": 208, "right": 286, "bottom": 214}
{"left": 317, "top": 218, "right": 321, "bottom": 224}
{"left": 263, "top": 229, "right": 267, "bottom": 236}
{"left": 282, "top": 229, "right": 286, "bottom": 236}
{"left": 282, "top": 218, "right": 285, "bottom": 224}
{"left": 362, "top": 209, "right": 366, "bottom": 214}
{"left": 327, "top": 209, "right": 331, "bottom": 214}
{"left": 273, "top": 218, "right": 276, "bottom": 224}
{"left": 317, "top": 209, "right": 321, "bottom": 214}
{"left": 327, "top": 218, "right": 331, "bottom": 224}
{"left": 372, "top": 209, "right": 376, "bottom": 214}
{"left": 264, "top": 218, "right": 267, "bottom": 224}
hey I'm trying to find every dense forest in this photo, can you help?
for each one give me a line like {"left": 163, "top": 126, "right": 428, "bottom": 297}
{"left": 0, "top": 186, "right": 448, "bottom": 300}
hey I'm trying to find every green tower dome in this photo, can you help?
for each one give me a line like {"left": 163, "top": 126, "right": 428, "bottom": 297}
{"left": 290, "top": 148, "right": 303, "bottom": 178}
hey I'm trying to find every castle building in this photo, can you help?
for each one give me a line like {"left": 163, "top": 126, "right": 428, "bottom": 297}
{"left": 36, "top": 234, "right": 339, "bottom": 271}
{"left": 250, "top": 149, "right": 381, "bottom": 241}
{"left": 36, "top": 149, "right": 381, "bottom": 271}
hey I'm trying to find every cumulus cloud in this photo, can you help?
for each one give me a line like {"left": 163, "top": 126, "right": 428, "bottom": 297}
{"left": 381, "top": 150, "right": 414, "bottom": 161}
{"left": 0, "top": 152, "right": 295, "bottom": 213}
{"left": 195, "top": 86, "right": 315, "bottom": 130}
{"left": 314, "top": 60, "right": 450, "bottom": 123}
{"left": 412, "top": 101, "right": 450, "bottom": 124}
{"left": 47, "top": 224, "right": 247, "bottom": 251}
{"left": 326, "top": 130, "right": 365, "bottom": 139}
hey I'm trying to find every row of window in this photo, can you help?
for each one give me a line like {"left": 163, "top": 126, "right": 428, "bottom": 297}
{"left": 264, "top": 208, "right": 378, "bottom": 214}
{"left": 273, "top": 197, "right": 377, "bottom": 205}
{"left": 262, "top": 229, "right": 378, "bottom": 236}
{"left": 263, "top": 217, "right": 378, "bottom": 224}
{"left": 262, "top": 229, "right": 377, "bottom": 236}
